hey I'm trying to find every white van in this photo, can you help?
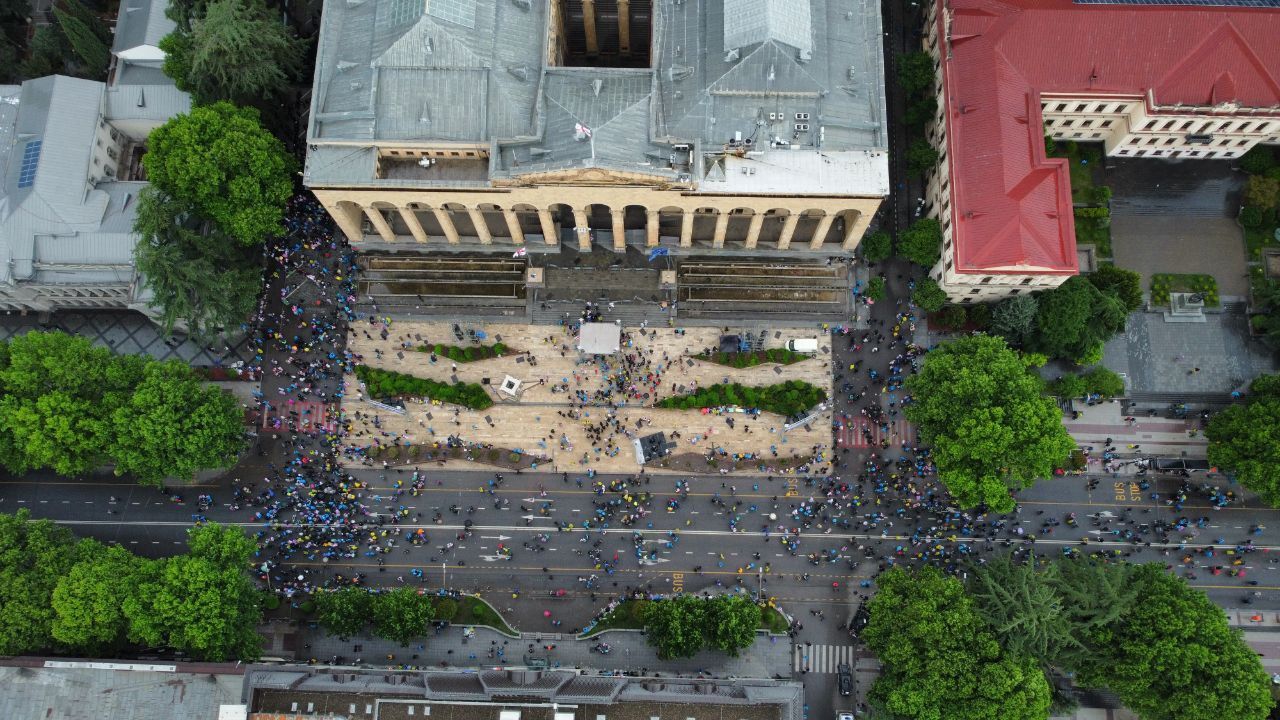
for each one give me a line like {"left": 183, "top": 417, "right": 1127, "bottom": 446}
{"left": 785, "top": 338, "right": 819, "bottom": 353}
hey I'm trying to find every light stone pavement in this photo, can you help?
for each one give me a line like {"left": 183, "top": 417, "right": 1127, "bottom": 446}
{"left": 341, "top": 321, "right": 834, "bottom": 473}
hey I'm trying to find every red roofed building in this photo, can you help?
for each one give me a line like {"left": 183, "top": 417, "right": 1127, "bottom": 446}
{"left": 923, "top": 0, "right": 1280, "bottom": 302}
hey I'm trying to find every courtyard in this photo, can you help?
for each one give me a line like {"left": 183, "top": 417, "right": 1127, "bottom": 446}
{"left": 340, "top": 320, "right": 836, "bottom": 474}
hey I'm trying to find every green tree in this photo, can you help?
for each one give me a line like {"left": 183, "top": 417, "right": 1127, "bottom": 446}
{"left": 642, "top": 595, "right": 709, "bottom": 660}
{"left": 143, "top": 102, "right": 294, "bottom": 245}
{"left": 904, "top": 95, "right": 937, "bottom": 131}
{"left": 911, "top": 277, "right": 947, "bottom": 312}
{"left": 373, "top": 587, "right": 434, "bottom": 645}
{"left": 1206, "top": 375, "right": 1280, "bottom": 506}
{"left": 315, "top": 587, "right": 375, "bottom": 638}
{"left": 904, "top": 335, "right": 1074, "bottom": 512}
{"left": 53, "top": 1, "right": 108, "bottom": 78}
{"left": 906, "top": 139, "right": 941, "bottom": 176}
{"left": 990, "top": 294, "right": 1038, "bottom": 345}
{"left": 123, "top": 523, "right": 261, "bottom": 661}
{"left": 966, "top": 557, "right": 1086, "bottom": 669}
{"left": 866, "top": 276, "right": 886, "bottom": 302}
{"left": 162, "top": 0, "right": 305, "bottom": 106}
{"left": 166, "top": 0, "right": 213, "bottom": 31}
{"left": 861, "top": 230, "right": 892, "bottom": 263}
{"left": 897, "top": 51, "right": 934, "bottom": 95}
{"left": 109, "top": 360, "right": 245, "bottom": 485}
{"left": 864, "top": 567, "right": 1051, "bottom": 720}
{"left": 20, "top": 24, "right": 65, "bottom": 77}
{"left": 1239, "top": 146, "right": 1277, "bottom": 176}
{"left": 898, "top": 217, "right": 942, "bottom": 268}
{"left": 1077, "top": 565, "right": 1271, "bottom": 720}
{"left": 51, "top": 544, "right": 146, "bottom": 652}
{"left": 0, "top": 332, "right": 142, "bottom": 476}
{"left": 133, "top": 187, "right": 264, "bottom": 339}
{"left": 0, "top": 510, "right": 96, "bottom": 655}
{"left": 705, "top": 595, "right": 760, "bottom": 656}
{"left": 1086, "top": 264, "right": 1142, "bottom": 315}
{"left": 1245, "top": 174, "right": 1280, "bottom": 211}
{"left": 1027, "top": 276, "right": 1127, "bottom": 362}
{"left": 1081, "top": 366, "right": 1125, "bottom": 398}
{"left": 1048, "top": 373, "right": 1087, "bottom": 399}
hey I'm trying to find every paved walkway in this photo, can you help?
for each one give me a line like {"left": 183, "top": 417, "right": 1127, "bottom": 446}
{"left": 1065, "top": 402, "right": 1206, "bottom": 460}
{"left": 1102, "top": 311, "right": 1276, "bottom": 397}
{"left": 0, "top": 310, "right": 255, "bottom": 365}
{"left": 342, "top": 321, "right": 835, "bottom": 474}
{"left": 1111, "top": 215, "right": 1248, "bottom": 297}
{"left": 298, "top": 619, "right": 792, "bottom": 679}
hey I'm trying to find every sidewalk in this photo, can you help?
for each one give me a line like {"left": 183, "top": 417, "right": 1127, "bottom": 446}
{"left": 1065, "top": 401, "right": 1207, "bottom": 462}
{"left": 297, "top": 622, "right": 792, "bottom": 679}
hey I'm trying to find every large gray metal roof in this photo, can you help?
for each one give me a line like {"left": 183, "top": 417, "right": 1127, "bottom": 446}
{"left": 306, "top": 0, "right": 889, "bottom": 196}
{"left": 113, "top": 0, "right": 176, "bottom": 54}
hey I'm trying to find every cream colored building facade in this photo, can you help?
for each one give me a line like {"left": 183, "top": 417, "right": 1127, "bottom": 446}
{"left": 305, "top": 0, "right": 890, "bottom": 256}
{"left": 921, "top": 0, "right": 1280, "bottom": 303}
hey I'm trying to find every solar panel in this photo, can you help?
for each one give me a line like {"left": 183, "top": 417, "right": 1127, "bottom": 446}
{"left": 17, "top": 140, "right": 41, "bottom": 189}
{"left": 1075, "top": 0, "right": 1280, "bottom": 7}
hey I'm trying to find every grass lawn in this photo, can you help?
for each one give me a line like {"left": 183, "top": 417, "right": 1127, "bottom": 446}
{"left": 1050, "top": 141, "right": 1104, "bottom": 204}
{"left": 1150, "top": 273, "right": 1220, "bottom": 307}
{"left": 1073, "top": 213, "right": 1112, "bottom": 258}
{"left": 453, "top": 595, "right": 518, "bottom": 636}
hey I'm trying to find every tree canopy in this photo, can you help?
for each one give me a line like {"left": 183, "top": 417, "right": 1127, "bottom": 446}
{"left": 861, "top": 230, "right": 892, "bottom": 263}
{"left": 904, "top": 335, "right": 1074, "bottom": 512}
{"left": 642, "top": 595, "right": 760, "bottom": 659}
{"left": 898, "top": 218, "right": 942, "bottom": 268}
{"left": 1026, "top": 276, "right": 1128, "bottom": 363}
{"left": 0, "top": 510, "right": 97, "bottom": 655}
{"left": 133, "top": 187, "right": 264, "bottom": 338}
{"left": 0, "top": 331, "right": 244, "bottom": 483}
{"left": 372, "top": 587, "right": 435, "bottom": 645}
{"left": 316, "top": 586, "right": 375, "bottom": 639}
{"left": 705, "top": 595, "right": 761, "bottom": 656}
{"left": 911, "top": 277, "right": 947, "bottom": 313}
{"left": 143, "top": 102, "right": 294, "bottom": 245}
{"left": 990, "top": 295, "right": 1038, "bottom": 345}
{"left": 161, "top": 0, "right": 305, "bottom": 106}
{"left": 1206, "top": 375, "right": 1280, "bottom": 506}
{"left": 897, "top": 51, "right": 934, "bottom": 96}
{"left": 863, "top": 567, "right": 1051, "bottom": 720}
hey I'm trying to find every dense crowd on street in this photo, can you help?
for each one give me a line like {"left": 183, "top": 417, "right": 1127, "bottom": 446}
{"left": 220, "top": 194, "right": 1267, "bottom": 622}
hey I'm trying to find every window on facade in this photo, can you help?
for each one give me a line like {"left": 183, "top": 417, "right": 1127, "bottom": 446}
{"left": 961, "top": 298, "right": 972, "bottom": 304}
{"left": 980, "top": 277, "right": 992, "bottom": 284}
{"left": 1062, "top": 119, "right": 1074, "bottom": 127}
{"left": 969, "top": 289, "right": 981, "bottom": 294}
{"left": 1239, "top": 122, "right": 1251, "bottom": 132}
{"left": 1092, "top": 133, "right": 1101, "bottom": 138}
{"left": 1135, "top": 150, "right": 1146, "bottom": 156}
{"left": 1162, "top": 120, "right": 1176, "bottom": 130}
{"left": 1020, "top": 278, "right": 1032, "bottom": 285}
{"left": 1118, "top": 149, "right": 1129, "bottom": 155}
{"left": 1238, "top": 139, "right": 1250, "bottom": 146}
{"left": 945, "top": 260, "right": 953, "bottom": 270}
{"left": 1100, "top": 120, "right": 1112, "bottom": 128}
{"left": 1205, "top": 152, "right": 1215, "bottom": 158}
{"left": 1073, "top": 133, "right": 1083, "bottom": 138}
{"left": 1075, "top": 103, "right": 1087, "bottom": 112}
{"left": 1009, "top": 289, "right": 1021, "bottom": 295}
{"left": 1181, "top": 120, "right": 1194, "bottom": 130}
{"left": 1188, "top": 151, "right": 1199, "bottom": 156}
{"left": 1082, "top": 119, "right": 1093, "bottom": 128}
{"left": 1144, "top": 120, "right": 1157, "bottom": 130}
{"left": 1165, "top": 138, "right": 1176, "bottom": 145}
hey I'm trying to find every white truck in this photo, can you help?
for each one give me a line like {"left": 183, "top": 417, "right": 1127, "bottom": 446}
{"left": 785, "top": 338, "right": 819, "bottom": 353}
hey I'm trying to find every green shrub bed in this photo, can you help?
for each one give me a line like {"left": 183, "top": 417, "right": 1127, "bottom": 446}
{"left": 657, "top": 380, "right": 826, "bottom": 418}
{"left": 698, "top": 348, "right": 807, "bottom": 368}
{"left": 417, "top": 342, "right": 509, "bottom": 362}
{"left": 1150, "top": 273, "right": 1219, "bottom": 307}
{"left": 355, "top": 365, "right": 493, "bottom": 410}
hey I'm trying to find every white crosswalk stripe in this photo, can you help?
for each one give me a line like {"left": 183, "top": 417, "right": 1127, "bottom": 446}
{"left": 793, "top": 643, "right": 858, "bottom": 673}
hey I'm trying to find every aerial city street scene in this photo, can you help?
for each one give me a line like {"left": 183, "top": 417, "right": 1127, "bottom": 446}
{"left": 4, "top": 0, "right": 1280, "bottom": 718}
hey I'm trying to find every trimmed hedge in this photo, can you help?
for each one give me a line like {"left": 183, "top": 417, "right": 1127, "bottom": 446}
{"left": 356, "top": 365, "right": 493, "bottom": 410}
{"left": 699, "top": 348, "right": 807, "bottom": 368}
{"left": 418, "top": 342, "right": 509, "bottom": 362}
{"left": 657, "top": 380, "right": 826, "bottom": 417}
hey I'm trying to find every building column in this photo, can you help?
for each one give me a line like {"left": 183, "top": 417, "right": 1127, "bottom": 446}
{"left": 582, "top": 0, "right": 599, "bottom": 55}
{"left": 502, "top": 208, "right": 525, "bottom": 245}
{"left": 744, "top": 212, "right": 765, "bottom": 249}
{"left": 400, "top": 207, "right": 429, "bottom": 243}
{"left": 618, "top": 0, "right": 631, "bottom": 55}
{"left": 646, "top": 210, "right": 660, "bottom": 247}
{"left": 679, "top": 211, "right": 694, "bottom": 247}
{"left": 712, "top": 212, "right": 730, "bottom": 248}
{"left": 809, "top": 213, "right": 837, "bottom": 250}
{"left": 364, "top": 206, "right": 396, "bottom": 243}
{"left": 777, "top": 213, "right": 801, "bottom": 250}
{"left": 538, "top": 208, "right": 559, "bottom": 245}
{"left": 573, "top": 207, "right": 593, "bottom": 251}
{"left": 468, "top": 207, "right": 493, "bottom": 244}
{"left": 432, "top": 207, "right": 460, "bottom": 244}
{"left": 842, "top": 210, "right": 872, "bottom": 250}
{"left": 330, "top": 202, "right": 365, "bottom": 244}
{"left": 611, "top": 209, "right": 626, "bottom": 251}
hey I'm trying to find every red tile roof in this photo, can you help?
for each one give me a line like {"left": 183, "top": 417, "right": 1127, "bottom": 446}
{"left": 936, "top": 0, "right": 1280, "bottom": 276}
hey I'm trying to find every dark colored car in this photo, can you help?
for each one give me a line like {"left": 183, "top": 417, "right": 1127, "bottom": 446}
{"left": 838, "top": 663, "right": 853, "bottom": 696}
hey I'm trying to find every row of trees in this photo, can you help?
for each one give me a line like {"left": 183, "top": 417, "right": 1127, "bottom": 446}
{"left": 864, "top": 563, "right": 1272, "bottom": 720}
{"left": 315, "top": 586, "right": 453, "bottom": 645}
{"left": 641, "top": 595, "right": 761, "bottom": 660}
{"left": 1206, "top": 374, "right": 1280, "bottom": 506}
{"left": 131, "top": 0, "right": 304, "bottom": 338}
{"left": 0, "top": 511, "right": 263, "bottom": 661}
{"left": 0, "top": 331, "right": 245, "bottom": 483}
{"left": 988, "top": 266, "right": 1142, "bottom": 364}
{"left": 656, "top": 380, "right": 826, "bottom": 418}
{"left": 904, "top": 335, "right": 1074, "bottom": 512}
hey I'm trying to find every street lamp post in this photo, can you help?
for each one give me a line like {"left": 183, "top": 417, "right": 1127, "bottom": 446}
{"left": 757, "top": 565, "right": 764, "bottom": 603}
{"left": 442, "top": 562, "right": 447, "bottom": 590}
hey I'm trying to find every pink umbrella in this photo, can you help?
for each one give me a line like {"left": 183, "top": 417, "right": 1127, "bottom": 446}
{"left": 544, "top": 610, "right": 552, "bottom": 617}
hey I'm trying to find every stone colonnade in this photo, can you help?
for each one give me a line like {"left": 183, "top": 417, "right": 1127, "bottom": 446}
{"left": 314, "top": 192, "right": 879, "bottom": 253}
